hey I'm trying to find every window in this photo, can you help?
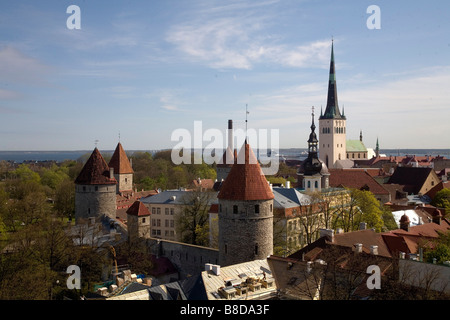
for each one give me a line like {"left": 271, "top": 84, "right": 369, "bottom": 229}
{"left": 165, "top": 208, "right": 169, "bottom": 215}
{"left": 142, "top": 218, "right": 146, "bottom": 223}
{"left": 315, "top": 181, "right": 318, "bottom": 188}
{"left": 170, "top": 220, "right": 174, "bottom": 228}
{"left": 157, "top": 208, "right": 161, "bottom": 215}
{"left": 270, "top": 204, "right": 273, "bottom": 212}
{"left": 170, "top": 208, "right": 174, "bottom": 215}
{"left": 255, "top": 205, "right": 260, "bottom": 213}
{"left": 307, "top": 181, "right": 311, "bottom": 188}
{"left": 255, "top": 244, "right": 259, "bottom": 255}
{"left": 233, "top": 205, "right": 238, "bottom": 214}
{"left": 152, "top": 208, "right": 156, "bottom": 215}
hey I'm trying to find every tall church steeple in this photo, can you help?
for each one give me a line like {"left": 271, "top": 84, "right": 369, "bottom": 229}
{"left": 320, "top": 40, "right": 345, "bottom": 120}
{"left": 318, "top": 41, "right": 347, "bottom": 169}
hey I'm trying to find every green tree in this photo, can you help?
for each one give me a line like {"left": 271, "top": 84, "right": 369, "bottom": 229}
{"left": 333, "top": 189, "right": 384, "bottom": 232}
{"left": 423, "top": 231, "right": 450, "bottom": 264}
{"left": 177, "top": 190, "right": 214, "bottom": 246}
{"left": 431, "top": 189, "right": 450, "bottom": 215}
{"left": 40, "top": 164, "right": 70, "bottom": 190}
{"left": 53, "top": 178, "right": 75, "bottom": 220}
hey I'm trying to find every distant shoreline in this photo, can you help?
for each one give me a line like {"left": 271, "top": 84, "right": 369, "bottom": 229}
{"left": 0, "top": 148, "right": 448, "bottom": 163}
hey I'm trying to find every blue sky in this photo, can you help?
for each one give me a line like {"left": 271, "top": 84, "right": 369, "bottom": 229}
{"left": 0, "top": 0, "right": 449, "bottom": 151}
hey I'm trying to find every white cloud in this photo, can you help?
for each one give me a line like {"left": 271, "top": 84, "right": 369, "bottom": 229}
{"left": 0, "top": 46, "right": 51, "bottom": 84}
{"left": 165, "top": 1, "right": 331, "bottom": 70}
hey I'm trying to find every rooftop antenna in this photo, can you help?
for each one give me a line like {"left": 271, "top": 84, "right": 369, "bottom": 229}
{"left": 94, "top": 139, "right": 99, "bottom": 149}
{"left": 118, "top": 131, "right": 121, "bottom": 142}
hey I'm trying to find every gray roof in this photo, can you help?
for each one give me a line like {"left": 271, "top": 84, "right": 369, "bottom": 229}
{"left": 141, "top": 189, "right": 218, "bottom": 206}
{"left": 272, "top": 187, "right": 312, "bottom": 209}
{"left": 140, "top": 190, "right": 190, "bottom": 205}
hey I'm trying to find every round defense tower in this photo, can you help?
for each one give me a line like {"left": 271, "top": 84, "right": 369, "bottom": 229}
{"left": 217, "top": 142, "right": 274, "bottom": 267}
{"left": 74, "top": 148, "right": 117, "bottom": 223}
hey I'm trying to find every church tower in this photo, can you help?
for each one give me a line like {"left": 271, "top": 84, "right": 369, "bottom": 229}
{"left": 217, "top": 141, "right": 274, "bottom": 267}
{"left": 108, "top": 142, "right": 134, "bottom": 194}
{"left": 298, "top": 110, "right": 330, "bottom": 192}
{"left": 74, "top": 148, "right": 117, "bottom": 222}
{"left": 319, "top": 41, "right": 346, "bottom": 169}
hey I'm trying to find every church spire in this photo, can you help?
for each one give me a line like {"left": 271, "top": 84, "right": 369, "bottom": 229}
{"left": 320, "top": 40, "right": 345, "bottom": 120}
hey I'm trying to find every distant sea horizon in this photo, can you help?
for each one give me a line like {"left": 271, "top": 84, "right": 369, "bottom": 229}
{"left": 0, "top": 148, "right": 449, "bottom": 163}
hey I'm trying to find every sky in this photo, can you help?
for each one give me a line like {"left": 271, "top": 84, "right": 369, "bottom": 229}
{"left": 0, "top": 0, "right": 449, "bottom": 151}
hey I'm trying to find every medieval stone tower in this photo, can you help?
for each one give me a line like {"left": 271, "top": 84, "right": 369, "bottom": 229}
{"left": 108, "top": 142, "right": 134, "bottom": 194}
{"left": 319, "top": 41, "right": 347, "bottom": 169}
{"left": 126, "top": 200, "right": 151, "bottom": 243}
{"left": 74, "top": 148, "right": 117, "bottom": 222}
{"left": 217, "top": 141, "right": 274, "bottom": 267}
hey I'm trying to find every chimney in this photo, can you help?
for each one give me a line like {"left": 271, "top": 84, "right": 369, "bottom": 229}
{"left": 212, "top": 264, "right": 220, "bottom": 276}
{"left": 432, "top": 209, "right": 442, "bottom": 225}
{"left": 228, "top": 119, "right": 233, "bottom": 151}
{"left": 110, "top": 167, "right": 114, "bottom": 179}
{"left": 306, "top": 261, "right": 313, "bottom": 273}
{"left": 205, "top": 263, "right": 213, "bottom": 272}
{"left": 370, "top": 245, "right": 378, "bottom": 255}
{"left": 359, "top": 222, "right": 367, "bottom": 230}
{"left": 399, "top": 214, "right": 410, "bottom": 232}
{"left": 399, "top": 252, "right": 405, "bottom": 259}
{"left": 285, "top": 180, "right": 291, "bottom": 188}
{"left": 319, "top": 228, "right": 334, "bottom": 242}
{"left": 354, "top": 243, "right": 363, "bottom": 253}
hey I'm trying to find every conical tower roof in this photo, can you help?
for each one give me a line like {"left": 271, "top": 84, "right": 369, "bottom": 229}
{"left": 126, "top": 200, "right": 150, "bottom": 217}
{"left": 217, "top": 142, "right": 274, "bottom": 201}
{"left": 75, "top": 148, "right": 117, "bottom": 185}
{"left": 108, "top": 142, "right": 134, "bottom": 174}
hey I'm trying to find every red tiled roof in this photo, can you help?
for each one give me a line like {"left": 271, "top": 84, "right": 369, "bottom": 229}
{"left": 332, "top": 229, "right": 392, "bottom": 257}
{"left": 382, "top": 219, "right": 450, "bottom": 256}
{"left": 126, "top": 200, "right": 150, "bottom": 217}
{"left": 328, "top": 169, "right": 389, "bottom": 195}
{"left": 217, "top": 143, "right": 274, "bottom": 201}
{"left": 108, "top": 142, "right": 134, "bottom": 174}
{"left": 75, "top": 148, "right": 117, "bottom": 185}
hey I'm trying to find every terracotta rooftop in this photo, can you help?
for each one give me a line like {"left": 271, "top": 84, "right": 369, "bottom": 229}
{"left": 217, "top": 142, "right": 274, "bottom": 201}
{"left": 108, "top": 142, "right": 134, "bottom": 174}
{"left": 75, "top": 148, "right": 117, "bottom": 185}
{"left": 126, "top": 200, "right": 150, "bottom": 217}
{"left": 328, "top": 169, "right": 389, "bottom": 196}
